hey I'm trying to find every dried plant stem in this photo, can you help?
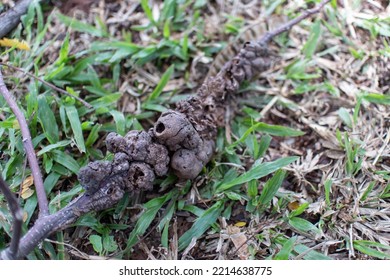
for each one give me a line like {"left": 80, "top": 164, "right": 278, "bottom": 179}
{"left": 0, "top": 177, "right": 23, "bottom": 259}
{"left": 0, "top": 69, "right": 49, "bottom": 216}
{"left": 0, "top": 62, "right": 93, "bottom": 109}
{"left": 259, "top": 0, "right": 331, "bottom": 44}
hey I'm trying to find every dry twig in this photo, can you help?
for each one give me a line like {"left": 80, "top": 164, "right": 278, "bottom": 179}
{"left": 0, "top": 68, "right": 49, "bottom": 216}
{"left": 0, "top": 177, "right": 23, "bottom": 259}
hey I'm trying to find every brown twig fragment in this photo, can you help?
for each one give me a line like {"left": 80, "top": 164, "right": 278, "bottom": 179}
{"left": 0, "top": 176, "right": 23, "bottom": 260}
{"left": 0, "top": 69, "right": 49, "bottom": 216}
{"left": 259, "top": 0, "right": 331, "bottom": 45}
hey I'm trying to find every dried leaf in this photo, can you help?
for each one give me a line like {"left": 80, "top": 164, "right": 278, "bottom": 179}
{"left": 234, "top": 221, "right": 247, "bottom": 227}
{"left": 21, "top": 176, "right": 35, "bottom": 200}
{"left": 228, "top": 226, "right": 249, "bottom": 260}
{"left": 288, "top": 201, "right": 301, "bottom": 211}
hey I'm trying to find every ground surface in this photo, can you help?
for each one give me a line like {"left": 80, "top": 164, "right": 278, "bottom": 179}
{"left": 0, "top": 0, "right": 390, "bottom": 260}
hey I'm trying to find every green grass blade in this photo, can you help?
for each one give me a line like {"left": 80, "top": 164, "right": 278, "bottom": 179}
{"left": 289, "top": 217, "right": 321, "bottom": 235}
{"left": 89, "top": 235, "right": 103, "bottom": 254}
{"left": 253, "top": 122, "right": 305, "bottom": 137}
{"left": 227, "top": 122, "right": 303, "bottom": 152}
{"left": 360, "top": 181, "right": 375, "bottom": 202}
{"left": 126, "top": 190, "right": 176, "bottom": 251}
{"left": 142, "top": 103, "right": 167, "bottom": 112}
{"left": 37, "top": 96, "right": 59, "bottom": 144}
{"left": 178, "top": 200, "right": 224, "bottom": 251}
{"left": 65, "top": 105, "right": 86, "bottom": 153}
{"left": 258, "top": 169, "right": 286, "bottom": 206}
{"left": 49, "top": 185, "right": 83, "bottom": 213}
{"left": 247, "top": 179, "right": 258, "bottom": 198}
{"left": 85, "top": 124, "right": 102, "bottom": 148}
{"left": 363, "top": 93, "right": 390, "bottom": 105}
{"left": 353, "top": 240, "right": 390, "bottom": 259}
{"left": 109, "top": 110, "right": 125, "bottom": 136}
{"left": 288, "top": 202, "right": 309, "bottom": 218}
{"left": 148, "top": 65, "right": 175, "bottom": 101}
{"left": 37, "top": 140, "right": 72, "bottom": 156}
{"left": 274, "top": 236, "right": 297, "bottom": 260}
{"left": 161, "top": 222, "right": 170, "bottom": 249}
{"left": 57, "top": 13, "right": 105, "bottom": 37}
{"left": 51, "top": 150, "right": 80, "bottom": 174}
{"left": 157, "top": 200, "right": 176, "bottom": 232}
{"left": 338, "top": 107, "right": 352, "bottom": 128}
{"left": 324, "top": 179, "right": 332, "bottom": 207}
{"left": 57, "top": 32, "right": 70, "bottom": 65}
{"left": 90, "top": 93, "right": 122, "bottom": 108}
{"left": 140, "top": 0, "right": 156, "bottom": 25}
{"left": 293, "top": 244, "right": 332, "bottom": 260}
{"left": 217, "top": 156, "right": 298, "bottom": 192}
{"left": 303, "top": 19, "right": 322, "bottom": 58}
{"left": 257, "top": 134, "right": 272, "bottom": 159}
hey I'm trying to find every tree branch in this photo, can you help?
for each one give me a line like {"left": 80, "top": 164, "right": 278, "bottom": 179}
{"left": 0, "top": 176, "right": 23, "bottom": 260}
{"left": 0, "top": 0, "right": 34, "bottom": 38}
{"left": 0, "top": 68, "right": 49, "bottom": 216}
{"left": 259, "top": 0, "right": 331, "bottom": 45}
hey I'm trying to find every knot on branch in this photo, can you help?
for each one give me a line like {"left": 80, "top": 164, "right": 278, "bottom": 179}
{"left": 153, "top": 110, "right": 215, "bottom": 179}
{"left": 106, "top": 130, "right": 169, "bottom": 177}
{"left": 154, "top": 110, "right": 202, "bottom": 150}
{"left": 176, "top": 76, "right": 227, "bottom": 140}
{"left": 78, "top": 151, "right": 156, "bottom": 196}
{"left": 224, "top": 41, "right": 272, "bottom": 93}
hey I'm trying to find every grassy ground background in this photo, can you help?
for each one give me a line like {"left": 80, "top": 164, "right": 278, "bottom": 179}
{"left": 0, "top": 0, "right": 390, "bottom": 260}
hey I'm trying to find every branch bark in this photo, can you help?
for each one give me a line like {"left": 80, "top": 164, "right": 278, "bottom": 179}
{"left": 259, "top": 0, "right": 331, "bottom": 45}
{"left": 0, "top": 177, "right": 23, "bottom": 260}
{"left": 0, "top": 0, "right": 34, "bottom": 38}
{"left": 0, "top": 69, "right": 49, "bottom": 216}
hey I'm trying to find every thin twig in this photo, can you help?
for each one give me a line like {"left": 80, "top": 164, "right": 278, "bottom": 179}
{"left": 259, "top": 0, "right": 331, "bottom": 44}
{"left": 0, "top": 62, "right": 93, "bottom": 109}
{"left": 0, "top": 176, "right": 23, "bottom": 259}
{"left": 0, "top": 68, "right": 49, "bottom": 216}
{"left": 44, "top": 238, "right": 90, "bottom": 260}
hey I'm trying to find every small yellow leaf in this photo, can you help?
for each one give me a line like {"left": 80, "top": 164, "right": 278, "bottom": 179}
{"left": 0, "top": 38, "right": 30, "bottom": 51}
{"left": 234, "top": 221, "right": 247, "bottom": 227}
{"left": 21, "top": 188, "right": 34, "bottom": 200}
{"left": 288, "top": 201, "right": 300, "bottom": 211}
{"left": 23, "top": 211, "right": 28, "bottom": 223}
{"left": 22, "top": 176, "right": 34, "bottom": 189}
{"left": 12, "top": 119, "right": 20, "bottom": 129}
{"left": 21, "top": 176, "right": 35, "bottom": 199}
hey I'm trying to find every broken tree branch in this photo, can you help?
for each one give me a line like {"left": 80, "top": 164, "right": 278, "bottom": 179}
{"left": 0, "top": 176, "right": 23, "bottom": 260}
{"left": 259, "top": 0, "right": 331, "bottom": 45}
{"left": 0, "top": 68, "right": 49, "bottom": 216}
{"left": 0, "top": 0, "right": 35, "bottom": 38}
{"left": 0, "top": 0, "right": 331, "bottom": 259}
